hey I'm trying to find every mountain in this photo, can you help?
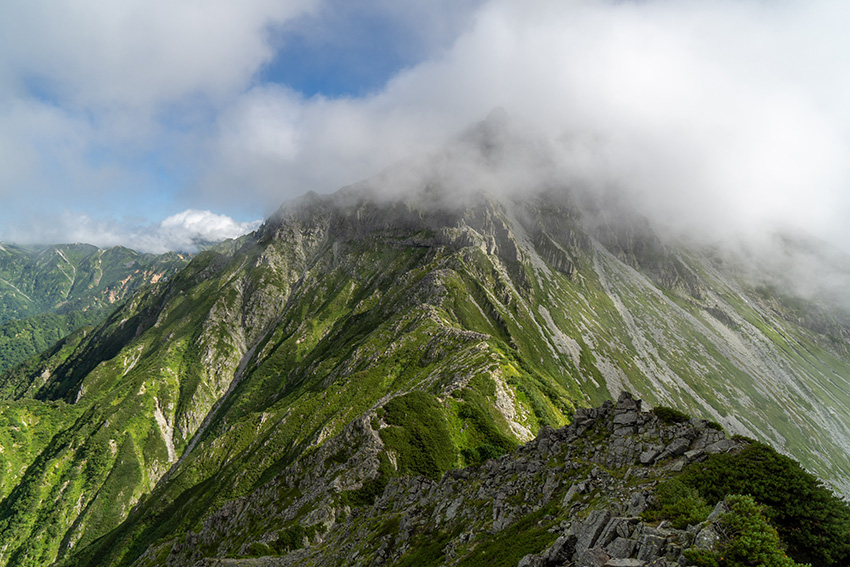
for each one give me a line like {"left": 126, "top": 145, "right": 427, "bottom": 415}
{"left": 1, "top": 115, "right": 849, "bottom": 566}
{"left": 0, "top": 244, "right": 190, "bottom": 374}
{"left": 147, "top": 392, "right": 841, "bottom": 567}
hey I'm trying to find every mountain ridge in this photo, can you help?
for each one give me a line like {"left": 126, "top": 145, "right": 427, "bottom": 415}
{"left": 1, "top": 116, "right": 849, "bottom": 566}
{"left": 0, "top": 243, "right": 190, "bottom": 375}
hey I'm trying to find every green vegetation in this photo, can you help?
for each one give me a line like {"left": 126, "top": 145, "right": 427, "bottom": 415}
{"left": 642, "top": 478, "right": 712, "bottom": 529}
{"left": 340, "top": 455, "right": 394, "bottom": 507}
{"left": 381, "top": 391, "right": 458, "bottom": 480}
{"left": 0, "top": 244, "right": 189, "bottom": 375}
{"left": 342, "top": 385, "right": 522, "bottom": 509}
{"left": 456, "top": 504, "right": 559, "bottom": 567}
{"left": 453, "top": 376, "right": 520, "bottom": 465}
{"left": 393, "top": 526, "right": 463, "bottom": 567}
{"left": 0, "top": 310, "right": 104, "bottom": 375}
{"left": 2, "top": 190, "right": 850, "bottom": 567}
{"left": 679, "top": 441, "right": 850, "bottom": 566}
{"left": 685, "top": 495, "right": 809, "bottom": 567}
{"left": 651, "top": 406, "right": 691, "bottom": 424}
{"left": 242, "top": 523, "right": 325, "bottom": 556}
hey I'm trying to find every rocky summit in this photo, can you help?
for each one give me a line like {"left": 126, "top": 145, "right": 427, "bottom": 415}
{"left": 0, "top": 115, "right": 849, "bottom": 566}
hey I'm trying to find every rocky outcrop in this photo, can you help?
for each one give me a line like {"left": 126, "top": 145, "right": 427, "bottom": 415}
{"left": 521, "top": 498, "right": 734, "bottom": 567}
{"left": 521, "top": 508, "right": 721, "bottom": 567}
{"left": 162, "top": 393, "right": 743, "bottom": 567}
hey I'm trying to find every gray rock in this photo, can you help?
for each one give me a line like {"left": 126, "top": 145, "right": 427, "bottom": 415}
{"left": 577, "top": 510, "right": 613, "bottom": 551}
{"left": 597, "top": 518, "right": 628, "bottom": 548}
{"left": 614, "top": 411, "right": 639, "bottom": 426}
{"left": 577, "top": 547, "right": 611, "bottom": 567}
{"left": 636, "top": 532, "right": 666, "bottom": 562}
{"left": 627, "top": 492, "right": 649, "bottom": 516}
{"left": 693, "top": 525, "right": 721, "bottom": 550}
{"left": 616, "top": 391, "right": 642, "bottom": 412}
{"left": 657, "top": 438, "right": 690, "bottom": 461}
{"left": 546, "top": 534, "right": 578, "bottom": 564}
{"left": 518, "top": 534, "right": 577, "bottom": 567}
{"left": 640, "top": 449, "right": 661, "bottom": 465}
{"left": 606, "top": 559, "right": 646, "bottom": 567}
{"left": 563, "top": 481, "right": 587, "bottom": 506}
{"left": 683, "top": 449, "right": 704, "bottom": 461}
{"left": 706, "top": 500, "right": 729, "bottom": 522}
{"left": 517, "top": 555, "right": 541, "bottom": 567}
{"left": 704, "top": 439, "right": 737, "bottom": 454}
{"left": 606, "top": 537, "right": 637, "bottom": 559}
{"left": 613, "top": 424, "right": 637, "bottom": 437}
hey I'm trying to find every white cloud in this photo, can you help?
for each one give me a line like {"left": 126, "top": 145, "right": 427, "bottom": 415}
{"left": 0, "top": 0, "right": 319, "bottom": 220}
{"left": 199, "top": 0, "right": 850, "bottom": 250}
{"left": 0, "top": 0, "right": 318, "bottom": 108}
{"left": 148, "top": 209, "right": 262, "bottom": 253}
{"left": 3, "top": 0, "right": 850, "bottom": 254}
{"left": 0, "top": 210, "right": 261, "bottom": 254}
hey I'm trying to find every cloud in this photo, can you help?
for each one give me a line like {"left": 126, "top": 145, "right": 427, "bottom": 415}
{"left": 151, "top": 209, "right": 262, "bottom": 252}
{"left": 0, "top": 0, "right": 319, "bottom": 230}
{"left": 3, "top": 0, "right": 850, "bottom": 255}
{"left": 148, "top": 210, "right": 263, "bottom": 253}
{"left": 0, "top": 0, "right": 318, "bottom": 109}
{"left": 199, "top": 0, "right": 850, "bottom": 251}
{"left": 0, "top": 210, "right": 261, "bottom": 254}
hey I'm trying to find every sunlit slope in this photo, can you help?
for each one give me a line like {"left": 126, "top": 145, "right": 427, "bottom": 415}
{"left": 1, "top": 184, "right": 849, "bottom": 566}
{"left": 0, "top": 193, "right": 587, "bottom": 566}
{"left": 54, "top": 193, "right": 596, "bottom": 567}
{"left": 73, "top": 188, "right": 850, "bottom": 567}
{"left": 0, "top": 239, "right": 291, "bottom": 565}
{"left": 0, "top": 243, "right": 189, "bottom": 374}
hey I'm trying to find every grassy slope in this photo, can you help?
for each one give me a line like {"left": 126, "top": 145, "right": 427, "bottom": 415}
{"left": 73, "top": 195, "right": 850, "bottom": 566}
{"left": 61, "top": 213, "right": 593, "bottom": 567}
{"left": 588, "top": 245, "right": 850, "bottom": 494}
{"left": 0, "top": 244, "right": 189, "bottom": 374}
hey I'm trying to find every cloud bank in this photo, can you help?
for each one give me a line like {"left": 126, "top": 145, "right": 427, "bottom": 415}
{"left": 2, "top": 0, "right": 850, "bottom": 252}
{"left": 198, "top": 0, "right": 850, "bottom": 250}
{"left": 2, "top": 210, "right": 261, "bottom": 254}
{"left": 141, "top": 210, "right": 263, "bottom": 253}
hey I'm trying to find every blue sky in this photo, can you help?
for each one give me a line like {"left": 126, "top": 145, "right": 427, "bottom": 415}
{"left": 1, "top": 0, "right": 849, "bottom": 253}
{"left": 261, "top": 3, "right": 449, "bottom": 98}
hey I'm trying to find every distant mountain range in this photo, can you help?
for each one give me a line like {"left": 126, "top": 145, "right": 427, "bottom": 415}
{"left": 0, "top": 115, "right": 849, "bottom": 566}
{"left": 0, "top": 243, "right": 190, "bottom": 375}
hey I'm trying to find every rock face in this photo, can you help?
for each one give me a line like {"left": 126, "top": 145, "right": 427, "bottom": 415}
{"left": 157, "top": 393, "right": 743, "bottom": 567}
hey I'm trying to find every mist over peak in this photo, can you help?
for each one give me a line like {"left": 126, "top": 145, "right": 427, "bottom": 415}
{"left": 4, "top": 1, "right": 850, "bottom": 258}
{"left": 261, "top": 103, "right": 850, "bottom": 327}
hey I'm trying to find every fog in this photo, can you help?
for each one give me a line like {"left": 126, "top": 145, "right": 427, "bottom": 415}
{"left": 204, "top": 0, "right": 850, "bottom": 255}
{"left": 2, "top": 0, "right": 850, "bottom": 259}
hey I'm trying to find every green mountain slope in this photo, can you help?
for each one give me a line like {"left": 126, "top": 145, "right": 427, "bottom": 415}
{"left": 0, "top": 244, "right": 190, "bottom": 374}
{"left": 0, "top": 118, "right": 849, "bottom": 566}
